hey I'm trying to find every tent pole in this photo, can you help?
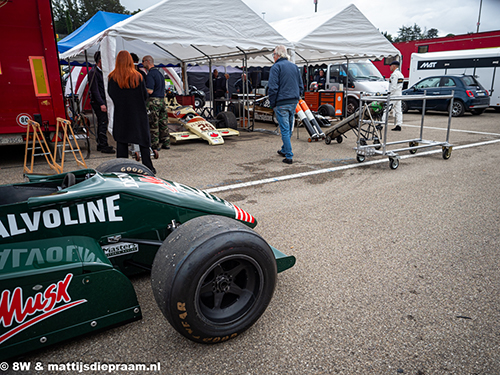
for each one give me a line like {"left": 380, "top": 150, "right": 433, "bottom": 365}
{"left": 295, "top": 51, "right": 309, "bottom": 92}
{"left": 67, "top": 60, "right": 76, "bottom": 119}
{"left": 152, "top": 42, "right": 188, "bottom": 96}
{"left": 181, "top": 62, "right": 188, "bottom": 95}
{"left": 81, "top": 51, "right": 92, "bottom": 115}
{"left": 190, "top": 45, "right": 214, "bottom": 119}
{"left": 344, "top": 56, "right": 349, "bottom": 119}
{"left": 237, "top": 47, "right": 249, "bottom": 130}
{"left": 84, "top": 49, "right": 98, "bottom": 137}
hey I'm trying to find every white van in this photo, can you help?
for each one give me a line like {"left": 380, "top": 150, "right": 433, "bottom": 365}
{"left": 323, "top": 60, "right": 389, "bottom": 114}
{"left": 409, "top": 48, "right": 500, "bottom": 110}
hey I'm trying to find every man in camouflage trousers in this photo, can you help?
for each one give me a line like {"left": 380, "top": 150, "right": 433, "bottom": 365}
{"left": 143, "top": 55, "right": 170, "bottom": 150}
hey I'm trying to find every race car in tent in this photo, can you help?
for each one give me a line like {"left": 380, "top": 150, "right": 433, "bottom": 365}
{"left": 165, "top": 90, "right": 240, "bottom": 146}
{"left": 0, "top": 160, "right": 295, "bottom": 360}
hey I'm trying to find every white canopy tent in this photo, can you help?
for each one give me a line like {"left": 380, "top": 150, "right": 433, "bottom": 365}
{"left": 60, "top": 0, "right": 292, "bottom": 130}
{"left": 270, "top": 4, "right": 400, "bottom": 65}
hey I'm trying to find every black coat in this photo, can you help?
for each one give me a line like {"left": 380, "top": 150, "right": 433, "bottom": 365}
{"left": 206, "top": 74, "right": 227, "bottom": 98}
{"left": 88, "top": 66, "right": 106, "bottom": 106}
{"left": 108, "top": 77, "right": 150, "bottom": 148}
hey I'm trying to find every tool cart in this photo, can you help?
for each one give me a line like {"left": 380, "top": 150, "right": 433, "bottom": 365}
{"left": 353, "top": 91, "right": 455, "bottom": 169}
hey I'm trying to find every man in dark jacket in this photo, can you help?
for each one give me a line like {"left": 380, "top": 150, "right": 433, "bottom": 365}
{"left": 143, "top": 55, "right": 170, "bottom": 151}
{"left": 268, "top": 45, "right": 303, "bottom": 164}
{"left": 88, "top": 51, "right": 114, "bottom": 153}
{"left": 206, "top": 69, "right": 227, "bottom": 115}
{"left": 130, "top": 53, "right": 147, "bottom": 81}
{"left": 313, "top": 69, "right": 326, "bottom": 90}
{"left": 234, "top": 73, "right": 253, "bottom": 94}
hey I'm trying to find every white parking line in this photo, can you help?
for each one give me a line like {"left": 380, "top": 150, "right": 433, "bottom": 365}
{"left": 403, "top": 124, "right": 500, "bottom": 137}
{"left": 205, "top": 138, "right": 500, "bottom": 194}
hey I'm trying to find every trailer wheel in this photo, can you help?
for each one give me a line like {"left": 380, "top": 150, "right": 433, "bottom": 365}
{"left": 325, "top": 136, "right": 332, "bottom": 145}
{"left": 151, "top": 215, "right": 277, "bottom": 344}
{"left": 442, "top": 146, "right": 452, "bottom": 160}
{"left": 96, "top": 159, "right": 155, "bottom": 176}
{"left": 373, "top": 138, "right": 381, "bottom": 150}
{"left": 216, "top": 111, "right": 238, "bottom": 129}
{"left": 356, "top": 154, "right": 365, "bottom": 163}
{"left": 389, "top": 157, "right": 399, "bottom": 170}
{"left": 347, "top": 98, "right": 359, "bottom": 116}
{"left": 337, "top": 136, "right": 343, "bottom": 144}
{"left": 318, "top": 104, "right": 335, "bottom": 117}
{"left": 409, "top": 141, "right": 418, "bottom": 154}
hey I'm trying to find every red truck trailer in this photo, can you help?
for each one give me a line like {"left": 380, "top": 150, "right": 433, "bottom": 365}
{"left": 0, "top": 0, "right": 65, "bottom": 146}
{"left": 373, "top": 30, "right": 500, "bottom": 85}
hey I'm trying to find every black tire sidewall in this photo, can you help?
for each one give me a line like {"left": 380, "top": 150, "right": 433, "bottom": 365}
{"left": 216, "top": 111, "right": 238, "bottom": 129}
{"left": 151, "top": 215, "right": 277, "bottom": 344}
{"left": 95, "top": 159, "right": 155, "bottom": 176}
{"left": 318, "top": 104, "right": 335, "bottom": 117}
{"left": 347, "top": 98, "right": 358, "bottom": 116}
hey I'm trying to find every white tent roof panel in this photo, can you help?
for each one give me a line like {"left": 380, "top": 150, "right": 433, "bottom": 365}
{"left": 270, "top": 4, "right": 400, "bottom": 64}
{"left": 60, "top": 0, "right": 291, "bottom": 65}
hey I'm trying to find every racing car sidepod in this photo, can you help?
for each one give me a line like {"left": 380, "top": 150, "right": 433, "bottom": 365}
{"left": 0, "top": 236, "right": 141, "bottom": 361}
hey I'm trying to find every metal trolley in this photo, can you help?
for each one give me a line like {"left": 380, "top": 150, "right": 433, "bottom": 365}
{"left": 354, "top": 91, "right": 455, "bottom": 169}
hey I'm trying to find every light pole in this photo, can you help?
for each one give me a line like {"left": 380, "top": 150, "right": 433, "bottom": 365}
{"left": 476, "top": 0, "right": 482, "bottom": 33}
{"left": 262, "top": 12, "right": 265, "bottom": 20}
{"left": 314, "top": 0, "right": 318, "bottom": 12}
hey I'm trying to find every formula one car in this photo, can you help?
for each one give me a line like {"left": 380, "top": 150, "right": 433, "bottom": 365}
{"left": 229, "top": 95, "right": 278, "bottom": 125}
{"left": 0, "top": 160, "right": 295, "bottom": 360}
{"left": 165, "top": 89, "right": 239, "bottom": 146}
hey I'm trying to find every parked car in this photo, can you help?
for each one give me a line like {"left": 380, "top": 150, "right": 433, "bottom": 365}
{"left": 402, "top": 75, "right": 490, "bottom": 116}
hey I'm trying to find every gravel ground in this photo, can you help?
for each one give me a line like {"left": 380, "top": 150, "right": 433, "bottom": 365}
{"left": 1, "top": 110, "right": 499, "bottom": 374}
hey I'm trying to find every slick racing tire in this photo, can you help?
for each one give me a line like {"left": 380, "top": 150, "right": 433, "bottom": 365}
{"left": 318, "top": 104, "right": 335, "bottom": 117}
{"left": 216, "top": 111, "right": 238, "bottom": 130}
{"left": 151, "top": 215, "right": 277, "bottom": 344}
{"left": 96, "top": 159, "right": 155, "bottom": 176}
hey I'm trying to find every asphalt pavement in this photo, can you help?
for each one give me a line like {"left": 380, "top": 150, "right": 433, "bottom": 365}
{"left": 1, "top": 109, "right": 500, "bottom": 374}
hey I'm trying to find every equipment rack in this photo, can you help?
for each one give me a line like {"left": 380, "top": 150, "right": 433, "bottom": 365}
{"left": 353, "top": 91, "right": 455, "bottom": 169}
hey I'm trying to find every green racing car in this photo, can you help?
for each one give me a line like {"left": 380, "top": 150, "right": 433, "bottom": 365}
{"left": 0, "top": 160, "right": 295, "bottom": 360}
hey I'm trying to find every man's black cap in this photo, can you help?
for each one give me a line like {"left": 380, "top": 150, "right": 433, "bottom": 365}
{"left": 390, "top": 60, "right": 400, "bottom": 66}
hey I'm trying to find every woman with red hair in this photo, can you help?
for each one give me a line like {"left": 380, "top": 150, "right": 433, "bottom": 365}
{"left": 108, "top": 50, "right": 155, "bottom": 174}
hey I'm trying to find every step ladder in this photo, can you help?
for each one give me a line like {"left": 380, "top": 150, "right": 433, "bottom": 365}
{"left": 23, "top": 119, "right": 61, "bottom": 174}
{"left": 53, "top": 117, "right": 88, "bottom": 172}
{"left": 23, "top": 118, "right": 88, "bottom": 175}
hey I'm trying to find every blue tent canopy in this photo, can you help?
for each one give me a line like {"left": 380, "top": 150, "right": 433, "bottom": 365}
{"left": 58, "top": 11, "right": 131, "bottom": 54}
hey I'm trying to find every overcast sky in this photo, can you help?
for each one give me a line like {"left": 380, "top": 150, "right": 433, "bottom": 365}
{"left": 120, "top": 0, "right": 500, "bottom": 38}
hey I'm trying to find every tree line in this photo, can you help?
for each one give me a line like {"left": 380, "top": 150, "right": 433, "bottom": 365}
{"left": 52, "top": 0, "right": 139, "bottom": 36}
{"left": 382, "top": 24, "right": 442, "bottom": 43}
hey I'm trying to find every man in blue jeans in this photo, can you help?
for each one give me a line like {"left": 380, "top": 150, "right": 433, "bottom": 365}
{"left": 268, "top": 45, "right": 304, "bottom": 164}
